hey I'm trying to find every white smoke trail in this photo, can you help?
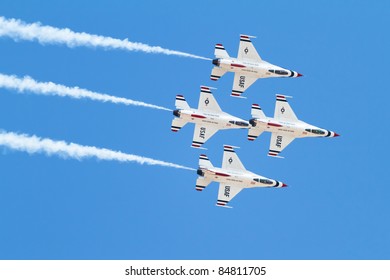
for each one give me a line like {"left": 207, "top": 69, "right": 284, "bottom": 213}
{"left": 0, "top": 16, "right": 211, "bottom": 61}
{"left": 0, "top": 73, "right": 171, "bottom": 111}
{"left": 0, "top": 130, "right": 195, "bottom": 171}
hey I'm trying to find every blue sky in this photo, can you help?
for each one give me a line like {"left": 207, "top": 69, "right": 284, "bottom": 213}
{"left": 0, "top": 0, "right": 389, "bottom": 259}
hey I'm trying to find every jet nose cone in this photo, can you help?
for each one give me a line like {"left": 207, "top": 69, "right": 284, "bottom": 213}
{"left": 297, "top": 73, "right": 303, "bottom": 77}
{"left": 282, "top": 183, "right": 288, "bottom": 188}
{"left": 334, "top": 132, "right": 340, "bottom": 137}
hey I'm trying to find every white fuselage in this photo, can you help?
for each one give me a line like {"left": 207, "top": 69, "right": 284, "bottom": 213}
{"left": 217, "top": 58, "right": 300, "bottom": 78}
{"left": 177, "top": 108, "right": 249, "bottom": 130}
{"left": 198, "top": 166, "right": 285, "bottom": 189}
{"left": 250, "top": 117, "right": 337, "bottom": 138}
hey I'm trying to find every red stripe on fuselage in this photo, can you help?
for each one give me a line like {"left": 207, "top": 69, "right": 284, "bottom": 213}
{"left": 191, "top": 114, "right": 206, "bottom": 119}
{"left": 267, "top": 122, "right": 283, "bottom": 127}
{"left": 231, "top": 63, "right": 246, "bottom": 68}
{"left": 214, "top": 172, "right": 230, "bottom": 177}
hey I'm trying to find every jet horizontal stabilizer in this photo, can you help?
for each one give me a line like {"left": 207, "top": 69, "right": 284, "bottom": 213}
{"left": 214, "top": 44, "right": 229, "bottom": 58}
{"left": 198, "top": 154, "right": 214, "bottom": 169}
{"left": 175, "top": 95, "right": 190, "bottom": 110}
{"left": 251, "top": 103, "right": 266, "bottom": 119}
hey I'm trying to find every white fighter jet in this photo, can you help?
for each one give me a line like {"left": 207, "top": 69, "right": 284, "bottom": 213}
{"left": 210, "top": 34, "right": 302, "bottom": 97}
{"left": 171, "top": 86, "right": 249, "bottom": 148}
{"left": 248, "top": 94, "right": 340, "bottom": 158}
{"left": 196, "top": 145, "right": 287, "bottom": 207}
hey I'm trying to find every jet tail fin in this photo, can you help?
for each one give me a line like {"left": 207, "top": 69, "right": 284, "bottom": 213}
{"left": 214, "top": 44, "right": 230, "bottom": 58}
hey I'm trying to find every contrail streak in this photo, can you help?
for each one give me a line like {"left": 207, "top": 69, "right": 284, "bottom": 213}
{"left": 0, "top": 73, "right": 171, "bottom": 111}
{"left": 0, "top": 16, "right": 211, "bottom": 61}
{"left": 0, "top": 130, "right": 195, "bottom": 171}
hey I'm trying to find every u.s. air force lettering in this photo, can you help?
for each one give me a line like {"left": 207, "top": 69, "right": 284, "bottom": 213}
{"left": 224, "top": 186, "right": 231, "bottom": 197}
{"left": 239, "top": 76, "right": 245, "bottom": 88}
{"left": 276, "top": 135, "right": 283, "bottom": 148}
{"left": 199, "top": 127, "right": 206, "bottom": 139}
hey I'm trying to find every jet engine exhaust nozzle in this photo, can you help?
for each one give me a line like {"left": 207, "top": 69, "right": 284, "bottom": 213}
{"left": 197, "top": 168, "right": 205, "bottom": 176}
{"left": 212, "top": 59, "right": 220, "bottom": 66}
{"left": 249, "top": 118, "right": 257, "bottom": 127}
{"left": 173, "top": 109, "right": 181, "bottom": 117}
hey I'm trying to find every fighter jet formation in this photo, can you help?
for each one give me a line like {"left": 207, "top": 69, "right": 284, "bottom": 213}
{"left": 0, "top": 17, "right": 338, "bottom": 209}
{"left": 171, "top": 34, "right": 339, "bottom": 207}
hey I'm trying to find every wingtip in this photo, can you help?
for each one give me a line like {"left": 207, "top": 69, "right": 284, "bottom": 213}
{"left": 240, "top": 34, "right": 256, "bottom": 39}
{"left": 200, "top": 85, "right": 217, "bottom": 90}
{"left": 216, "top": 204, "right": 233, "bottom": 209}
{"left": 231, "top": 94, "right": 247, "bottom": 99}
{"left": 223, "top": 144, "right": 240, "bottom": 149}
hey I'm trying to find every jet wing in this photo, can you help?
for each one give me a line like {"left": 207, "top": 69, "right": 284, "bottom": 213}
{"left": 268, "top": 133, "right": 295, "bottom": 158}
{"left": 191, "top": 124, "right": 219, "bottom": 148}
{"left": 216, "top": 184, "right": 243, "bottom": 207}
{"left": 237, "top": 35, "right": 262, "bottom": 62}
{"left": 231, "top": 74, "right": 258, "bottom": 97}
{"left": 198, "top": 86, "right": 222, "bottom": 113}
{"left": 222, "top": 145, "right": 246, "bottom": 171}
{"left": 274, "top": 94, "right": 298, "bottom": 121}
